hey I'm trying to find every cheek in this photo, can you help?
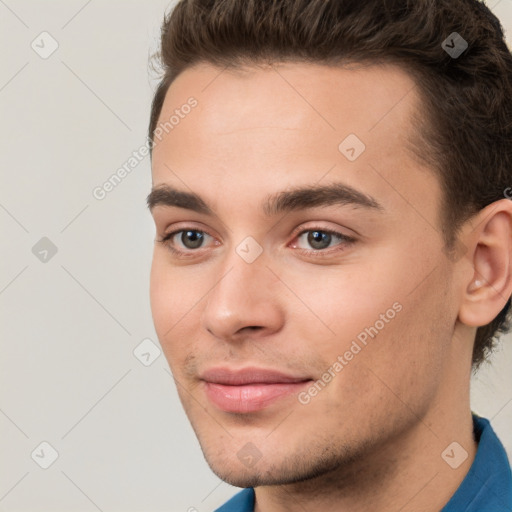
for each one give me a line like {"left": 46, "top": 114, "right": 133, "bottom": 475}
{"left": 349, "top": 267, "right": 454, "bottom": 407}
{"left": 149, "top": 255, "right": 213, "bottom": 376}
{"left": 277, "top": 262, "right": 406, "bottom": 353}
{"left": 149, "top": 256, "right": 191, "bottom": 349}
{"left": 284, "top": 250, "right": 451, "bottom": 382}
{"left": 149, "top": 256, "right": 170, "bottom": 333}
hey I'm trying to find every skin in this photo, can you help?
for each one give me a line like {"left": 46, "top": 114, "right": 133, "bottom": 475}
{"left": 148, "top": 62, "right": 512, "bottom": 511}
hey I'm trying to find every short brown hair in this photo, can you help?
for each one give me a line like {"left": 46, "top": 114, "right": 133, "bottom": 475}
{"left": 148, "top": 0, "right": 512, "bottom": 370}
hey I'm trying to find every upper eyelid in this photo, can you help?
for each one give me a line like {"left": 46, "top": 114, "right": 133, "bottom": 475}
{"left": 293, "top": 226, "right": 349, "bottom": 237}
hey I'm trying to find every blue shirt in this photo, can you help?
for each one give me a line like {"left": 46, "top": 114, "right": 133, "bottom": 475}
{"left": 215, "top": 414, "right": 512, "bottom": 511}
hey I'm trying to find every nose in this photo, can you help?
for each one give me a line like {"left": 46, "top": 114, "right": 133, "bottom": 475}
{"left": 200, "top": 247, "right": 285, "bottom": 343}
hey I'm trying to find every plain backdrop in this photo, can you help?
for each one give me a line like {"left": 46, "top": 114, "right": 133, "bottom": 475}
{"left": 1, "top": 1, "right": 511, "bottom": 511}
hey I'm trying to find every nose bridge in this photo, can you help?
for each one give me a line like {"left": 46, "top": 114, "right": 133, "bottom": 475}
{"left": 212, "top": 233, "right": 269, "bottom": 298}
{"left": 207, "top": 244, "right": 269, "bottom": 315}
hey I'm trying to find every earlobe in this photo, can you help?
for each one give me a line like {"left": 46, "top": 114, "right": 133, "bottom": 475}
{"left": 458, "top": 199, "right": 512, "bottom": 328}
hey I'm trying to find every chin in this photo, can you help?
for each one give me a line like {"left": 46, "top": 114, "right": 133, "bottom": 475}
{"left": 208, "top": 466, "right": 268, "bottom": 488}
{"left": 201, "top": 444, "right": 360, "bottom": 489}
{"left": 205, "top": 460, "right": 299, "bottom": 488}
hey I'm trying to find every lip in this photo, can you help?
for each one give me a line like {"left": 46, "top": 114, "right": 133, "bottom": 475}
{"left": 200, "top": 367, "right": 313, "bottom": 413}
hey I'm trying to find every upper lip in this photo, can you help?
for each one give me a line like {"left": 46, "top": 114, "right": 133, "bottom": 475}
{"left": 200, "top": 367, "right": 312, "bottom": 385}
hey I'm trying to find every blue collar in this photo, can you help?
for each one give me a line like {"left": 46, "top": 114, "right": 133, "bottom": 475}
{"left": 441, "top": 414, "right": 512, "bottom": 511}
{"left": 215, "top": 414, "right": 512, "bottom": 511}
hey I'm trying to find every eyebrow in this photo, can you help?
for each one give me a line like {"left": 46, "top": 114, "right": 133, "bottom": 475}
{"left": 146, "top": 182, "right": 383, "bottom": 216}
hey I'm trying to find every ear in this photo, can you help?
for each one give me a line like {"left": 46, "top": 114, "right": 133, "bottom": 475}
{"left": 458, "top": 198, "right": 512, "bottom": 327}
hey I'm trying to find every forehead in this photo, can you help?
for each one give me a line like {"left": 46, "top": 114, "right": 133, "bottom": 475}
{"left": 150, "top": 61, "right": 435, "bottom": 219}
{"left": 157, "top": 61, "right": 418, "bottom": 131}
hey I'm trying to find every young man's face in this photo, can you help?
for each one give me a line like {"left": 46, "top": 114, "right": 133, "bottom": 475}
{"left": 149, "top": 62, "right": 465, "bottom": 486}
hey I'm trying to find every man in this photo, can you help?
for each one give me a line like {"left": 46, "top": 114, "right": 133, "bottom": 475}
{"left": 146, "top": 0, "right": 512, "bottom": 510}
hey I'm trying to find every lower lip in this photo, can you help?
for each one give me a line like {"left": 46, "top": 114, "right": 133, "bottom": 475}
{"left": 203, "top": 381, "right": 311, "bottom": 413}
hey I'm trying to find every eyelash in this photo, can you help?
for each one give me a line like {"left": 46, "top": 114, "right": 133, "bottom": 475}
{"left": 157, "top": 226, "right": 356, "bottom": 259}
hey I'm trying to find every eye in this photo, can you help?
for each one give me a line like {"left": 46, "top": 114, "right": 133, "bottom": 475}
{"left": 291, "top": 228, "right": 355, "bottom": 254}
{"left": 158, "top": 229, "right": 215, "bottom": 254}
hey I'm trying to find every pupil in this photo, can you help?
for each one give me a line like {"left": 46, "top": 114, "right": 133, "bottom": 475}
{"left": 308, "top": 231, "right": 331, "bottom": 250}
{"left": 182, "top": 230, "right": 203, "bottom": 249}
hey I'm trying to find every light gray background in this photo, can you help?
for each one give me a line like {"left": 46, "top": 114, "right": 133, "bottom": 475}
{"left": 1, "top": 1, "right": 511, "bottom": 511}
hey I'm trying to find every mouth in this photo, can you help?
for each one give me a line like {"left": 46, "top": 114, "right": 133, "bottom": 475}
{"left": 199, "top": 367, "right": 313, "bottom": 413}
